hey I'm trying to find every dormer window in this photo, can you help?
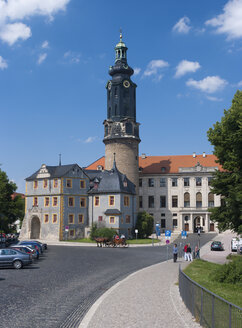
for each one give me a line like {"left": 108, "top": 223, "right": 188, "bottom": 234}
{"left": 97, "top": 165, "right": 103, "bottom": 171}
{"left": 161, "top": 167, "right": 166, "bottom": 172}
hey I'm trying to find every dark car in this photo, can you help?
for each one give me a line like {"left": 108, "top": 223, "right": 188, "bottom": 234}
{"left": 211, "top": 241, "right": 224, "bottom": 251}
{"left": 19, "top": 241, "right": 43, "bottom": 254}
{"left": 10, "top": 245, "right": 39, "bottom": 259}
{"left": 237, "top": 245, "right": 242, "bottom": 254}
{"left": 32, "top": 240, "right": 47, "bottom": 251}
{"left": 0, "top": 248, "right": 32, "bottom": 269}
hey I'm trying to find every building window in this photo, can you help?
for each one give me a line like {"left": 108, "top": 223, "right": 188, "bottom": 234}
{"left": 43, "top": 179, "right": 48, "bottom": 188}
{"left": 109, "top": 216, "right": 115, "bottom": 224}
{"left": 124, "top": 196, "right": 130, "bottom": 207}
{"left": 80, "top": 197, "right": 86, "bottom": 208}
{"left": 52, "top": 214, "right": 58, "bottom": 224}
{"left": 128, "top": 228, "right": 131, "bottom": 236}
{"left": 196, "top": 177, "right": 202, "bottom": 186}
{"left": 160, "top": 196, "right": 166, "bottom": 208}
{"left": 208, "top": 177, "right": 213, "bottom": 186}
{"left": 148, "top": 196, "right": 154, "bottom": 208}
{"left": 173, "top": 219, "right": 178, "bottom": 228}
{"left": 160, "top": 178, "right": 166, "bottom": 187}
{"left": 66, "top": 179, "right": 72, "bottom": 188}
{"left": 196, "top": 192, "right": 202, "bottom": 208}
{"left": 94, "top": 196, "right": 100, "bottom": 207}
{"left": 172, "top": 178, "right": 178, "bottom": 187}
{"left": 53, "top": 179, "right": 58, "bottom": 188}
{"left": 172, "top": 196, "right": 178, "bottom": 207}
{"left": 33, "top": 197, "right": 38, "bottom": 206}
{"left": 44, "top": 214, "right": 49, "bottom": 223}
{"left": 161, "top": 213, "right": 165, "bottom": 217}
{"left": 109, "top": 196, "right": 115, "bottom": 206}
{"left": 33, "top": 180, "right": 38, "bottom": 189}
{"left": 68, "top": 214, "right": 74, "bottom": 224}
{"left": 148, "top": 178, "right": 154, "bottom": 187}
{"left": 208, "top": 192, "right": 214, "bottom": 207}
{"left": 139, "top": 178, "right": 142, "bottom": 187}
{"left": 52, "top": 197, "right": 58, "bottom": 207}
{"left": 161, "top": 219, "right": 166, "bottom": 228}
{"left": 68, "top": 197, "right": 74, "bottom": 207}
{"left": 98, "top": 216, "right": 103, "bottom": 222}
{"left": 69, "top": 229, "right": 75, "bottom": 237}
{"left": 184, "top": 192, "right": 190, "bottom": 208}
{"left": 80, "top": 180, "right": 85, "bottom": 189}
{"left": 184, "top": 178, "right": 190, "bottom": 187}
{"left": 161, "top": 167, "right": 166, "bottom": 172}
{"left": 78, "top": 214, "right": 84, "bottom": 224}
{"left": 139, "top": 196, "right": 143, "bottom": 208}
{"left": 44, "top": 197, "right": 50, "bottom": 207}
{"left": 125, "top": 215, "right": 131, "bottom": 224}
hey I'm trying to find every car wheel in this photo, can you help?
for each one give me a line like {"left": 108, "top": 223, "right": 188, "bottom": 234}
{"left": 13, "top": 260, "right": 23, "bottom": 269}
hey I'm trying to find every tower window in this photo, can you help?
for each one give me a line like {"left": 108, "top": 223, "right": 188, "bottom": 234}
{"left": 115, "top": 87, "right": 117, "bottom": 96}
{"left": 115, "top": 104, "right": 117, "bottom": 116}
{"left": 126, "top": 122, "right": 132, "bottom": 134}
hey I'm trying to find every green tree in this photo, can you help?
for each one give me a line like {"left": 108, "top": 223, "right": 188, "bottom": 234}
{"left": 0, "top": 169, "right": 25, "bottom": 233}
{"left": 135, "top": 211, "right": 154, "bottom": 238}
{"left": 207, "top": 90, "right": 242, "bottom": 233}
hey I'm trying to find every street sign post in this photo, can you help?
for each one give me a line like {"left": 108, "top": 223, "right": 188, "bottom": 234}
{"left": 155, "top": 224, "right": 161, "bottom": 237}
{"left": 135, "top": 229, "right": 138, "bottom": 240}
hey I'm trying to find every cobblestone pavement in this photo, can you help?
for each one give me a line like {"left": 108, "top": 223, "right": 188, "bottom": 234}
{"left": 0, "top": 234, "right": 215, "bottom": 328}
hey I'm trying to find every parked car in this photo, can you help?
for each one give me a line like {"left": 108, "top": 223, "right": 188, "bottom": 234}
{"left": 237, "top": 245, "right": 242, "bottom": 255}
{"left": 0, "top": 248, "right": 32, "bottom": 269}
{"left": 33, "top": 241, "right": 47, "bottom": 250}
{"left": 231, "top": 238, "right": 239, "bottom": 252}
{"left": 18, "top": 241, "right": 43, "bottom": 254}
{"left": 211, "top": 241, "right": 224, "bottom": 251}
{"left": 10, "top": 245, "right": 39, "bottom": 259}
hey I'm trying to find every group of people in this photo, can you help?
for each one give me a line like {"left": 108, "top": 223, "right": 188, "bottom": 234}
{"left": 172, "top": 243, "right": 200, "bottom": 262}
{"left": 114, "top": 233, "right": 126, "bottom": 241}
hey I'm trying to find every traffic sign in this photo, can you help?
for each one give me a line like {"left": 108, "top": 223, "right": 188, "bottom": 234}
{"left": 181, "top": 231, "right": 187, "bottom": 239}
{"left": 165, "top": 230, "right": 171, "bottom": 237}
{"left": 65, "top": 226, "right": 69, "bottom": 232}
{"left": 166, "top": 239, "right": 170, "bottom": 244}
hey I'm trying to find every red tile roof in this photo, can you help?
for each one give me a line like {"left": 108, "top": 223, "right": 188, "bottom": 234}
{"left": 85, "top": 154, "right": 222, "bottom": 174}
{"left": 11, "top": 192, "right": 25, "bottom": 200}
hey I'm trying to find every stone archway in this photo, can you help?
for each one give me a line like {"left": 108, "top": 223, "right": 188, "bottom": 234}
{"left": 30, "top": 216, "right": 41, "bottom": 239}
{"left": 194, "top": 216, "right": 201, "bottom": 233}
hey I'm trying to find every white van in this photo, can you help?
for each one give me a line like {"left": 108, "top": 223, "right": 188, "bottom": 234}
{"left": 231, "top": 238, "right": 239, "bottom": 252}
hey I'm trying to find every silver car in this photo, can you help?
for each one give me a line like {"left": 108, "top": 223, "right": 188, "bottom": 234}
{"left": 0, "top": 248, "right": 32, "bottom": 269}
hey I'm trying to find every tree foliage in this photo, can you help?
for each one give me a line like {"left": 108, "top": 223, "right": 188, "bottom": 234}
{"left": 0, "top": 169, "right": 25, "bottom": 232}
{"left": 207, "top": 90, "right": 242, "bottom": 233}
{"left": 135, "top": 211, "right": 154, "bottom": 238}
{"left": 90, "top": 224, "right": 116, "bottom": 240}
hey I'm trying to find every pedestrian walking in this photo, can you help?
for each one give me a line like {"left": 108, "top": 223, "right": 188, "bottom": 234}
{"left": 187, "top": 243, "right": 192, "bottom": 261}
{"left": 184, "top": 244, "right": 188, "bottom": 261}
{"left": 197, "top": 228, "right": 201, "bottom": 237}
{"left": 195, "top": 245, "right": 200, "bottom": 259}
{"left": 173, "top": 244, "right": 178, "bottom": 262}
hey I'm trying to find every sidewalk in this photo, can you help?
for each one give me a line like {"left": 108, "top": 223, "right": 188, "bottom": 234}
{"left": 79, "top": 231, "right": 236, "bottom": 328}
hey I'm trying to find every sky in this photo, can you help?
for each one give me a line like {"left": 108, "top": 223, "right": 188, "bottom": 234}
{"left": 0, "top": 0, "right": 242, "bottom": 193}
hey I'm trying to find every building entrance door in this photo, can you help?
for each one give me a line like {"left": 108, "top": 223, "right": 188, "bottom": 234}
{"left": 194, "top": 216, "right": 201, "bottom": 233}
{"left": 30, "top": 216, "right": 41, "bottom": 239}
{"left": 184, "top": 223, "right": 189, "bottom": 231}
{"left": 210, "top": 223, "right": 215, "bottom": 231}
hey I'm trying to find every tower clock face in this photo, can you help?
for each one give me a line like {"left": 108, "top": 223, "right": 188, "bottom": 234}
{"left": 123, "top": 80, "right": 130, "bottom": 88}
{"left": 108, "top": 81, "right": 112, "bottom": 90}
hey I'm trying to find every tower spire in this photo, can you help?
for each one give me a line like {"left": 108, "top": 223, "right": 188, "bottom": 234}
{"left": 119, "top": 28, "right": 122, "bottom": 42}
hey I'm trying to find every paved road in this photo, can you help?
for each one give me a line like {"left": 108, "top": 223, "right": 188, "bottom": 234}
{"left": 0, "top": 233, "right": 216, "bottom": 328}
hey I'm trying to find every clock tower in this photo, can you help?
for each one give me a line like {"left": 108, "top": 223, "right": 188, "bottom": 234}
{"left": 103, "top": 32, "right": 140, "bottom": 195}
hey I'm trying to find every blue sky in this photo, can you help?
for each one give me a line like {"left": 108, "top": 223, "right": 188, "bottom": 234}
{"left": 1, "top": 0, "right": 242, "bottom": 192}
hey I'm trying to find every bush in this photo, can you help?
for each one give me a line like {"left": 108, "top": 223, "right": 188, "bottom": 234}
{"left": 211, "top": 257, "right": 242, "bottom": 284}
{"left": 135, "top": 211, "right": 154, "bottom": 239}
{"left": 90, "top": 224, "right": 116, "bottom": 240}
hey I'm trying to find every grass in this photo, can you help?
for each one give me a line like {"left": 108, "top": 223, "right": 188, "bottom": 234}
{"left": 183, "top": 259, "right": 242, "bottom": 308}
{"left": 63, "top": 238, "right": 96, "bottom": 243}
{"left": 127, "top": 238, "right": 160, "bottom": 244}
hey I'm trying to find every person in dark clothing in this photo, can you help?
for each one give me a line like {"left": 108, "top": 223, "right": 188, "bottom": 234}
{"left": 187, "top": 243, "right": 192, "bottom": 261}
{"left": 173, "top": 243, "right": 178, "bottom": 262}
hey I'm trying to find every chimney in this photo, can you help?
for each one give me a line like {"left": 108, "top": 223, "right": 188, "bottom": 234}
{"left": 203, "top": 152, "right": 206, "bottom": 158}
{"left": 193, "top": 152, "right": 196, "bottom": 158}
{"left": 141, "top": 153, "right": 146, "bottom": 159}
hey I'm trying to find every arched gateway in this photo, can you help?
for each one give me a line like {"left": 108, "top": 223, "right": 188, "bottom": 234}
{"left": 30, "top": 216, "right": 41, "bottom": 239}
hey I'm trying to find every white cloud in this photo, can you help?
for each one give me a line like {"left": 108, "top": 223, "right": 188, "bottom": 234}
{"left": 237, "top": 80, "right": 242, "bottom": 87}
{"left": 205, "top": 0, "right": 242, "bottom": 39}
{"left": 84, "top": 136, "right": 97, "bottom": 144}
{"left": 175, "top": 60, "right": 201, "bottom": 78}
{"left": 0, "top": 55, "right": 7, "bottom": 69}
{"left": 37, "top": 53, "right": 47, "bottom": 65}
{"left": 0, "top": 22, "right": 31, "bottom": 45}
{"left": 133, "top": 67, "right": 141, "bottom": 75}
{"left": 186, "top": 76, "right": 227, "bottom": 93}
{"left": 143, "top": 60, "right": 169, "bottom": 77}
{"left": 172, "top": 16, "right": 191, "bottom": 34}
{"left": 0, "top": 0, "right": 70, "bottom": 45}
{"left": 42, "top": 40, "right": 49, "bottom": 49}
{"left": 206, "top": 96, "right": 223, "bottom": 101}
{"left": 64, "top": 51, "right": 81, "bottom": 63}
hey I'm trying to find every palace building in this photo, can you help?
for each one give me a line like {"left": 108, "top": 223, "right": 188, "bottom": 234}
{"left": 20, "top": 33, "right": 220, "bottom": 241}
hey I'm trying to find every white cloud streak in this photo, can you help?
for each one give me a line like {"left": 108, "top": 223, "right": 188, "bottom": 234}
{"left": 0, "top": 55, "right": 7, "bottom": 69}
{"left": 186, "top": 76, "right": 227, "bottom": 93}
{"left": 0, "top": 0, "right": 70, "bottom": 45}
{"left": 84, "top": 136, "right": 97, "bottom": 144}
{"left": 173, "top": 16, "right": 191, "bottom": 34}
{"left": 37, "top": 53, "right": 47, "bottom": 65}
{"left": 64, "top": 51, "right": 81, "bottom": 63}
{"left": 175, "top": 60, "right": 201, "bottom": 78}
{"left": 143, "top": 59, "right": 169, "bottom": 77}
{"left": 133, "top": 67, "right": 141, "bottom": 75}
{"left": 42, "top": 40, "right": 49, "bottom": 49}
{"left": 205, "top": 0, "right": 242, "bottom": 39}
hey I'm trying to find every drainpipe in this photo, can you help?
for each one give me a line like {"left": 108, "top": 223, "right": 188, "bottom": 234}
{"left": 92, "top": 195, "right": 94, "bottom": 227}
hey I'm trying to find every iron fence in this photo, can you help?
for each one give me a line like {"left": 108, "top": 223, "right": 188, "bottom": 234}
{"left": 179, "top": 266, "right": 242, "bottom": 328}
